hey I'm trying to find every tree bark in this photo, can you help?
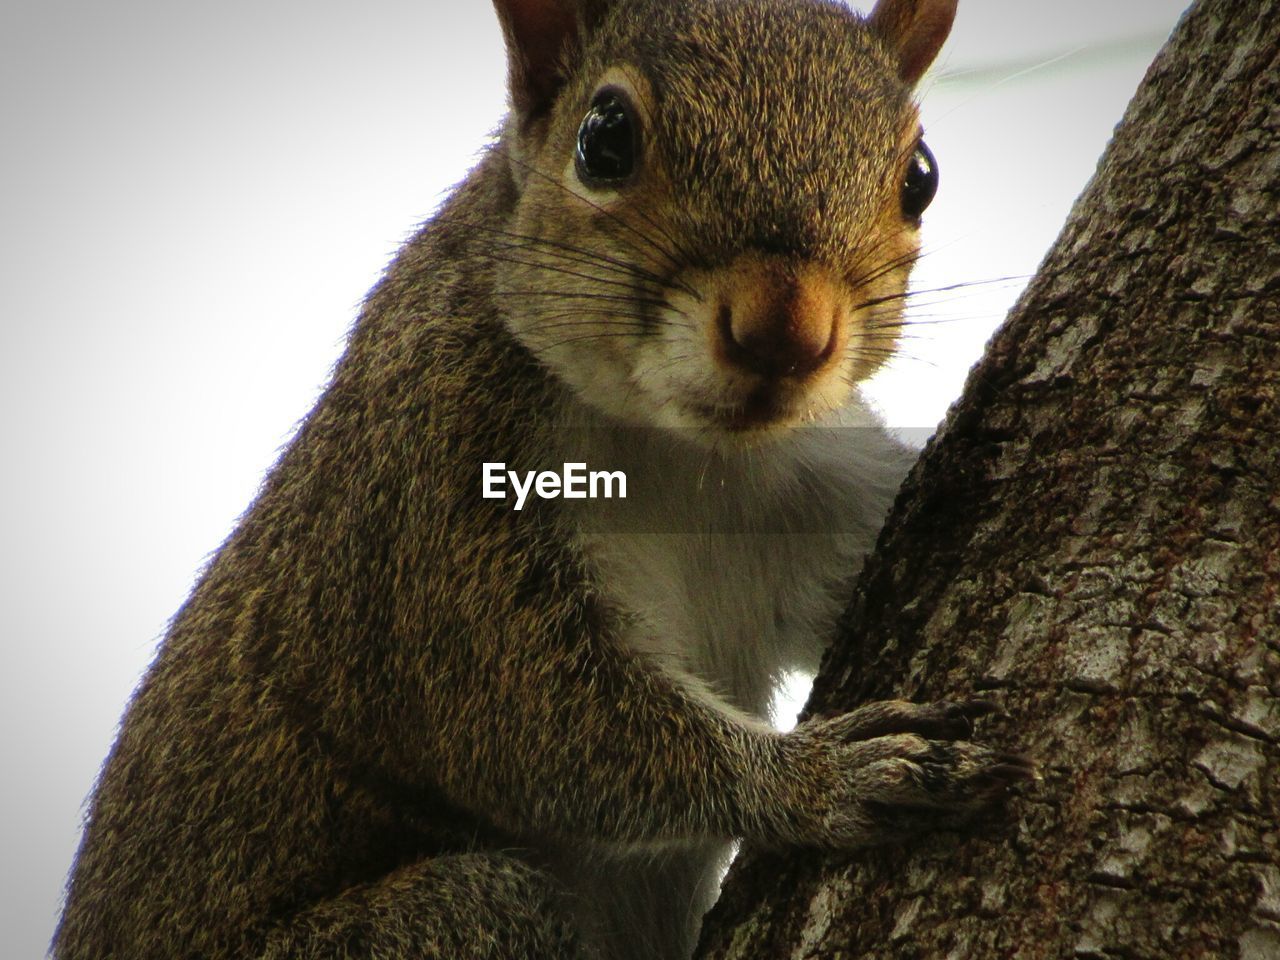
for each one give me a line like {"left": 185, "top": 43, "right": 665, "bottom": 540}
{"left": 697, "top": 0, "right": 1280, "bottom": 957}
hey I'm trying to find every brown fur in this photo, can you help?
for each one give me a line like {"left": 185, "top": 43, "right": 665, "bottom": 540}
{"left": 54, "top": 2, "right": 1026, "bottom": 958}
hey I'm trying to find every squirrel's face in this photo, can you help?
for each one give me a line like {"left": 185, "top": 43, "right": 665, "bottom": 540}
{"left": 492, "top": 0, "right": 954, "bottom": 439}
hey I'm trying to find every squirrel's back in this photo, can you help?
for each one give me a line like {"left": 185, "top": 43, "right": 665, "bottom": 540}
{"left": 54, "top": 150, "right": 593, "bottom": 958}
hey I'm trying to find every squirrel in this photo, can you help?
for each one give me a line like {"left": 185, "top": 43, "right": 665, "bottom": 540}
{"left": 54, "top": 1, "right": 1033, "bottom": 958}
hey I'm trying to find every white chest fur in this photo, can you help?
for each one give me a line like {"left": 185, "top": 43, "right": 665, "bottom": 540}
{"left": 559, "top": 397, "right": 914, "bottom": 724}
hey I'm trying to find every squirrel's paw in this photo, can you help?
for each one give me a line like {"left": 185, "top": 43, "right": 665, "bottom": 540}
{"left": 806, "top": 697, "right": 1001, "bottom": 742}
{"left": 779, "top": 703, "right": 1036, "bottom": 849}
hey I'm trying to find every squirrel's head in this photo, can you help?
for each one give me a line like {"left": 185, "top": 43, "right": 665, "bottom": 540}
{"left": 490, "top": 0, "right": 956, "bottom": 438}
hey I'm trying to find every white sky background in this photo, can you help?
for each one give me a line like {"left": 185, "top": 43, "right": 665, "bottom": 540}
{"left": 0, "top": 1, "right": 1191, "bottom": 955}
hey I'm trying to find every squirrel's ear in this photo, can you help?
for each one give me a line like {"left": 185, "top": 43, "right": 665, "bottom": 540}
{"left": 867, "top": 0, "right": 958, "bottom": 85}
{"left": 492, "top": 0, "right": 611, "bottom": 120}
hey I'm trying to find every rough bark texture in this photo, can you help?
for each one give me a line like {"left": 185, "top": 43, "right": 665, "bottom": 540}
{"left": 697, "top": 1, "right": 1280, "bottom": 958}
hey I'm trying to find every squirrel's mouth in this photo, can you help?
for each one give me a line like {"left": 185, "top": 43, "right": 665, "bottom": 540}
{"left": 687, "top": 384, "right": 812, "bottom": 433}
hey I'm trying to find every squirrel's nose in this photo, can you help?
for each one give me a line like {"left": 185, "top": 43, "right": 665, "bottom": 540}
{"left": 717, "top": 293, "right": 838, "bottom": 379}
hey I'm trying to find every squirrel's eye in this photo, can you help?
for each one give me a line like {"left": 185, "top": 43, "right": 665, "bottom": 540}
{"left": 901, "top": 140, "right": 938, "bottom": 220}
{"left": 576, "top": 91, "right": 637, "bottom": 186}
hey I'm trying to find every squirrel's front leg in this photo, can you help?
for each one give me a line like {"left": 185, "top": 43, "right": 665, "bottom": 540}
{"left": 408, "top": 622, "right": 1031, "bottom": 850}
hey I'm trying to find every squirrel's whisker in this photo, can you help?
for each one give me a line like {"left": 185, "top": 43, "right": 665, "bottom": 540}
{"left": 530, "top": 331, "right": 657, "bottom": 355}
{"left": 438, "top": 214, "right": 698, "bottom": 296}
{"left": 854, "top": 274, "right": 1027, "bottom": 313}
{"left": 477, "top": 240, "right": 675, "bottom": 289}
{"left": 477, "top": 250, "right": 666, "bottom": 294}
{"left": 492, "top": 290, "right": 673, "bottom": 309}
{"left": 493, "top": 147, "right": 697, "bottom": 285}
{"left": 536, "top": 310, "right": 691, "bottom": 333}
{"left": 849, "top": 246, "right": 925, "bottom": 292}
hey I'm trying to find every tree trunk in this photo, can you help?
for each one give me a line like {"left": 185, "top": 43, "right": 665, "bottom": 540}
{"left": 697, "top": 0, "right": 1280, "bottom": 957}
